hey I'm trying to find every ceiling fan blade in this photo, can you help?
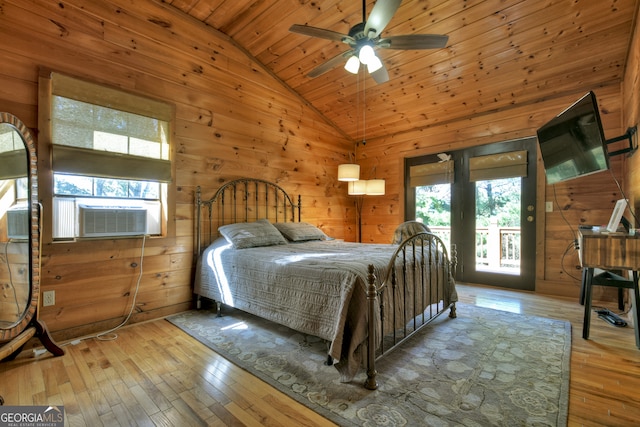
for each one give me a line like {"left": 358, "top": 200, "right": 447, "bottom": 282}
{"left": 364, "top": 0, "right": 402, "bottom": 38}
{"left": 289, "top": 24, "right": 352, "bottom": 43}
{"left": 307, "top": 51, "right": 353, "bottom": 78}
{"left": 378, "top": 34, "right": 449, "bottom": 50}
{"left": 370, "top": 63, "right": 390, "bottom": 84}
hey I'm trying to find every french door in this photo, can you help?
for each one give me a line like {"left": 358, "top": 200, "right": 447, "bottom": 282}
{"left": 405, "top": 138, "right": 537, "bottom": 291}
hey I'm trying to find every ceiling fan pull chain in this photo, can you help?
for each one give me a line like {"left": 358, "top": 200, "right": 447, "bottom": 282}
{"left": 362, "top": 72, "right": 366, "bottom": 146}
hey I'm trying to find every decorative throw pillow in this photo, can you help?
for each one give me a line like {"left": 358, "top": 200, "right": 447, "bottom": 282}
{"left": 391, "top": 221, "right": 432, "bottom": 244}
{"left": 273, "top": 222, "right": 327, "bottom": 242}
{"left": 219, "top": 219, "right": 288, "bottom": 249}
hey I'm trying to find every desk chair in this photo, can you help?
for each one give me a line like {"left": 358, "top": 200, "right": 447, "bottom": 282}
{"left": 579, "top": 268, "right": 625, "bottom": 310}
{"left": 582, "top": 268, "right": 640, "bottom": 348}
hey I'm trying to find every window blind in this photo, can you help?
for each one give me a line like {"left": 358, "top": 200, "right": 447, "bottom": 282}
{"left": 0, "top": 126, "right": 27, "bottom": 180}
{"left": 469, "top": 150, "right": 527, "bottom": 182}
{"left": 50, "top": 72, "right": 172, "bottom": 183}
{"left": 409, "top": 160, "right": 454, "bottom": 187}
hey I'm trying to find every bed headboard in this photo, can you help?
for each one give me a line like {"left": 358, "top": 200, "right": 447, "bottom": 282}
{"left": 195, "top": 178, "right": 301, "bottom": 254}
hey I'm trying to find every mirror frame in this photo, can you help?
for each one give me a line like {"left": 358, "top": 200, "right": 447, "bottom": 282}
{"left": 0, "top": 112, "right": 39, "bottom": 342}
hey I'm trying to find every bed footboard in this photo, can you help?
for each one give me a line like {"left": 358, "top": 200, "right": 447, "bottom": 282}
{"left": 364, "top": 232, "right": 457, "bottom": 390}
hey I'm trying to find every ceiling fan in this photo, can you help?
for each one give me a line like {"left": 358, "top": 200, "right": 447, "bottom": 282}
{"left": 289, "top": 0, "right": 449, "bottom": 84}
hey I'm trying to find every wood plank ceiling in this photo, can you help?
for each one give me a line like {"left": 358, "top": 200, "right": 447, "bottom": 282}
{"left": 165, "top": 0, "right": 638, "bottom": 142}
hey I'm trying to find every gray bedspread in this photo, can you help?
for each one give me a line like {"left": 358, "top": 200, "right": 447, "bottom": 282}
{"left": 194, "top": 238, "right": 457, "bottom": 381}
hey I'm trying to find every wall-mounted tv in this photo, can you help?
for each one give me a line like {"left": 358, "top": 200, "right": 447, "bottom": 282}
{"left": 536, "top": 91, "right": 610, "bottom": 184}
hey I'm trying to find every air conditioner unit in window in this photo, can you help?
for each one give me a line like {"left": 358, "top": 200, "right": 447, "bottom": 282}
{"left": 7, "top": 205, "right": 30, "bottom": 240}
{"left": 79, "top": 205, "right": 147, "bottom": 237}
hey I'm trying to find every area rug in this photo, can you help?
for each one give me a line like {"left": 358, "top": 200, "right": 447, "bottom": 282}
{"left": 167, "top": 303, "right": 570, "bottom": 426}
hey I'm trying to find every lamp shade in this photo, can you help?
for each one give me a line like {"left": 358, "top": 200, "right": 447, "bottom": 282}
{"left": 367, "top": 56, "right": 383, "bottom": 73}
{"left": 338, "top": 163, "right": 360, "bottom": 181}
{"left": 358, "top": 44, "right": 376, "bottom": 65}
{"left": 348, "top": 180, "right": 367, "bottom": 195}
{"left": 366, "top": 179, "right": 385, "bottom": 195}
{"left": 344, "top": 55, "right": 360, "bottom": 74}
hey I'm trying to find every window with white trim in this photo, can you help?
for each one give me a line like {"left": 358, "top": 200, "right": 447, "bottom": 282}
{"left": 47, "top": 72, "right": 173, "bottom": 240}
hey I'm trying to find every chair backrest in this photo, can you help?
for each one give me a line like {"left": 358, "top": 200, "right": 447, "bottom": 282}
{"left": 391, "top": 221, "right": 432, "bottom": 244}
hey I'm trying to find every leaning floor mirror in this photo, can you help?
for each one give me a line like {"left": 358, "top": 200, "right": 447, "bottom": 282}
{"left": 0, "top": 112, "right": 63, "bottom": 361}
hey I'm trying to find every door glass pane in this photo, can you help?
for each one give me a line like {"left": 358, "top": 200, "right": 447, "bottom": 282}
{"left": 415, "top": 183, "right": 451, "bottom": 252}
{"left": 475, "top": 178, "right": 521, "bottom": 274}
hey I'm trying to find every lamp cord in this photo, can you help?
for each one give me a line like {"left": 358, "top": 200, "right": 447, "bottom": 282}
{"left": 609, "top": 169, "right": 640, "bottom": 226}
{"left": 56, "top": 234, "right": 147, "bottom": 346}
{"left": 95, "top": 234, "right": 146, "bottom": 341}
{"left": 356, "top": 63, "right": 360, "bottom": 160}
{"left": 362, "top": 66, "right": 366, "bottom": 146}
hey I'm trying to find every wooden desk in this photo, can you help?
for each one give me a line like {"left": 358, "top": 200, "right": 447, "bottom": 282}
{"left": 579, "top": 229, "right": 640, "bottom": 270}
{"left": 579, "top": 229, "right": 640, "bottom": 348}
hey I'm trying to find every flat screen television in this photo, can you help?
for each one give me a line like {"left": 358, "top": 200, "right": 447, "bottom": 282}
{"left": 536, "top": 91, "right": 610, "bottom": 184}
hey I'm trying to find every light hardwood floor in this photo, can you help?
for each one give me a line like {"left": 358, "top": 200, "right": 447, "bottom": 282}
{"left": 1, "top": 283, "right": 639, "bottom": 426}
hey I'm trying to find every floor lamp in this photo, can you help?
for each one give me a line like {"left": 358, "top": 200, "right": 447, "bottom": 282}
{"left": 349, "top": 179, "right": 385, "bottom": 242}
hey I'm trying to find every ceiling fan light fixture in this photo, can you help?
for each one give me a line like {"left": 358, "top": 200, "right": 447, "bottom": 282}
{"left": 344, "top": 55, "right": 360, "bottom": 74}
{"left": 367, "top": 56, "right": 383, "bottom": 73}
{"left": 358, "top": 44, "right": 376, "bottom": 65}
{"left": 366, "top": 28, "right": 378, "bottom": 39}
{"left": 290, "top": 0, "right": 448, "bottom": 83}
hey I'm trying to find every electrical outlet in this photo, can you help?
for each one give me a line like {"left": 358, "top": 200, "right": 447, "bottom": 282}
{"left": 545, "top": 201, "right": 553, "bottom": 212}
{"left": 43, "top": 290, "right": 55, "bottom": 307}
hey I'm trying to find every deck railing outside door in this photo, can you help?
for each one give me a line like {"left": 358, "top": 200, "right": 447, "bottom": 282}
{"left": 429, "top": 220, "right": 521, "bottom": 273}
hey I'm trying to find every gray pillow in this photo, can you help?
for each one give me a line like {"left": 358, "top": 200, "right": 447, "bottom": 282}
{"left": 219, "top": 219, "right": 287, "bottom": 249}
{"left": 273, "top": 222, "right": 327, "bottom": 242}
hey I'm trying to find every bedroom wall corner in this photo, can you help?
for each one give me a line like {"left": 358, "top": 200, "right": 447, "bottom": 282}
{"left": 622, "top": 2, "right": 640, "bottom": 220}
{"left": 0, "top": 0, "right": 355, "bottom": 342}
{"left": 359, "top": 87, "right": 626, "bottom": 299}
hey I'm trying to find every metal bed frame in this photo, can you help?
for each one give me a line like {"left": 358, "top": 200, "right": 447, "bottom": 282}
{"left": 195, "top": 178, "right": 457, "bottom": 389}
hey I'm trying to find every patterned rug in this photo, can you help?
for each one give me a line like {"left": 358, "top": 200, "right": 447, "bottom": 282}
{"left": 167, "top": 303, "right": 570, "bottom": 426}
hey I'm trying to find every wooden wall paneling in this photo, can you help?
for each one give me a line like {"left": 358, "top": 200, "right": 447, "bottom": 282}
{"left": 0, "top": 0, "right": 352, "bottom": 339}
{"left": 288, "top": 0, "right": 633, "bottom": 140}
{"left": 95, "top": 0, "right": 343, "bottom": 131}
{"left": 163, "top": 0, "right": 637, "bottom": 146}
{"left": 0, "top": 0, "right": 635, "bottom": 339}
{"left": 190, "top": 0, "right": 242, "bottom": 26}
{"left": 0, "top": 9, "right": 136, "bottom": 90}
{"left": 359, "top": 86, "right": 626, "bottom": 297}
{"left": 363, "top": 38, "right": 627, "bottom": 141}
{"left": 623, "top": 5, "right": 640, "bottom": 222}
{"left": 4, "top": 0, "right": 106, "bottom": 40}
{"left": 274, "top": 0, "right": 491, "bottom": 87}
{"left": 365, "top": 86, "right": 623, "bottom": 157}
{"left": 226, "top": 1, "right": 308, "bottom": 48}
{"left": 0, "top": 66, "right": 39, "bottom": 127}
{"left": 284, "top": 2, "right": 630, "bottom": 144}
{"left": 0, "top": 49, "right": 42, "bottom": 85}
{"left": 265, "top": 1, "right": 371, "bottom": 78}
{"left": 0, "top": 73, "right": 38, "bottom": 110}
{"left": 16, "top": 0, "right": 314, "bottom": 131}
{"left": 174, "top": 215, "right": 195, "bottom": 238}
